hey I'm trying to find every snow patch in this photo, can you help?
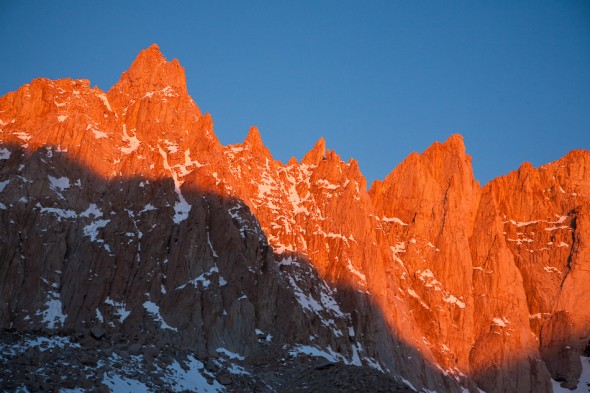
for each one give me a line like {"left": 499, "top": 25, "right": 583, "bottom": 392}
{"left": 140, "top": 203, "right": 156, "bottom": 213}
{"left": 0, "top": 180, "right": 10, "bottom": 192}
{"left": 316, "top": 179, "right": 340, "bottom": 190}
{"left": 380, "top": 216, "right": 408, "bottom": 226}
{"left": 103, "top": 373, "right": 149, "bottom": 393}
{"left": 143, "top": 300, "right": 177, "bottom": 332}
{"left": 97, "top": 93, "right": 112, "bottom": 112}
{"left": 391, "top": 242, "right": 406, "bottom": 263}
{"left": 443, "top": 294, "right": 466, "bottom": 308}
{"left": 173, "top": 194, "right": 191, "bottom": 223}
{"left": 36, "top": 292, "right": 66, "bottom": 329}
{"left": 13, "top": 131, "right": 31, "bottom": 141}
{"left": 37, "top": 204, "right": 77, "bottom": 220}
{"left": 163, "top": 139, "right": 179, "bottom": 154}
{"left": 544, "top": 266, "right": 562, "bottom": 273}
{"left": 346, "top": 259, "right": 367, "bottom": 283}
{"left": 216, "top": 347, "right": 245, "bottom": 361}
{"left": 93, "top": 129, "right": 108, "bottom": 139}
{"left": 176, "top": 266, "right": 220, "bottom": 290}
{"left": 95, "top": 308, "right": 104, "bottom": 323}
{"left": 207, "top": 232, "right": 219, "bottom": 257}
{"left": 492, "top": 317, "right": 509, "bottom": 327}
{"left": 81, "top": 203, "right": 102, "bottom": 218}
{"left": 57, "top": 115, "right": 68, "bottom": 122}
{"left": 289, "top": 345, "right": 341, "bottom": 363}
{"left": 158, "top": 146, "right": 192, "bottom": 223}
{"left": 83, "top": 219, "right": 110, "bottom": 242}
{"left": 0, "top": 147, "right": 10, "bottom": 160}
{"left": 121, "top": 125, "right": 141, "bottom": 154}
{"left": 162, "top": 355, "right": 223, "bottom": 392}
{"left": 407, "top": 288, "right": 430, "bottom": 309}
{"left": 104, "top": 297, "right": 130, "bottom": 323}
{"left": 48, "top": 175, "right": 70, "bottom": 191}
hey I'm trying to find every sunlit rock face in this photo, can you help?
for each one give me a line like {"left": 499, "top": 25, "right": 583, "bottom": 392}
{"left": 0, "top": 44, "right": 588, "bottom": 392}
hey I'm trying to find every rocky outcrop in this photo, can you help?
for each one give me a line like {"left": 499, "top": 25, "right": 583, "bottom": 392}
{"left": 1, "top": 44, "right": 589, "bottom": 392}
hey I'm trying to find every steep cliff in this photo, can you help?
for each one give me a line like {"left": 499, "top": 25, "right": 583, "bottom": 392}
{"left": 0, "top": 44, "right": 588, "bottom": 392}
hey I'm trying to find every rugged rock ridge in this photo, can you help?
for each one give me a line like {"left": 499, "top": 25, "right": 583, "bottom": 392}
{"left": 1, "top": 44, "right": 589, "bottom": 392}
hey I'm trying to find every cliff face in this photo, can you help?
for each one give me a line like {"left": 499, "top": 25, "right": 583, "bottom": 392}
{"left": 0, "top": 44, "right": 588, "bottom": 392}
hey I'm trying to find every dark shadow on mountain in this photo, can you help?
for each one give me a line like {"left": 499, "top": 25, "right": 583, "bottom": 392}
{"left": 0, "top": 142, "right": 563, "bottom": 392}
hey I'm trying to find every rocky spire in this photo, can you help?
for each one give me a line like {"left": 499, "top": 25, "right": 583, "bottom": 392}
{"left": 242, "top": 126, "right": 272, "bottom": 160}
{"left": 107, "top": 44, "right": 197, "bottom": 116}
{"left": 301, "top": 137, "right": 326, "bottom": 166}
{"left": 114, "top": 44, "right": 187, "bottom": 95}
{"left": 244, "top": 127, "right": 264, "bottom": 150}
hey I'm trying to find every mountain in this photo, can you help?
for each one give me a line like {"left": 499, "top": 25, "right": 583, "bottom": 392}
{"left": 0, "top": 44, "right": 588, "bottom": 393}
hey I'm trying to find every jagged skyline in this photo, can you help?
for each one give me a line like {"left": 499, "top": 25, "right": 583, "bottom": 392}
{"left": 1, "top": 43, "right": 589, "bottom": 392}
{"left": 1, "top": 1, "right": 589, "bottom": 187}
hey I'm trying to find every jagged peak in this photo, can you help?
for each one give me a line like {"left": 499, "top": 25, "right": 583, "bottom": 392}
{"left": 244, "top": 126, "right": 264, "bottom": 149}
{"left": 444, "top": 133, "right": 466, "bottom": 152}
{"left": 424, "top": 133, "right": 467, "bottom": 157}
{"left": 373, "top": 134, "right": 476, "bottom": 197}
{"left": 124, "top": 44, "right": 167, "bottom": 70}
{"left": 287, "top": 156, "right": 298, "bottom": 166}
{"left": 108, "top": 44, "right": 188, "bottom": 99}
{"left": 239, "top": 126, "right": 272, "bottom": 160}
{"left": 302, "top": 137, "right": 326, "bottom": 166}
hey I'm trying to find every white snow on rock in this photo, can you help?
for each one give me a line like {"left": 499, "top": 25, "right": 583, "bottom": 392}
{"left": 176, "top": 266, "right": 220, "bottom": 290}
{"left": 407, "top": 288, "right": 430, "bottom": 310}
{"left": 207, "top": 232, "right": 219, "bottom": 257}
{"left": 36, "top": 291, "right": 66, "bottom": 329}
{"left": 346, "top": 258, "right": 366, "bottom": 283}
{"left": 288, "top": 344, "right": 359, "bottom": 366}
{"left": 554, "top": 215, "right": 568, "bottom": 224}
{"left": 162, "top": 356, "right": 224, "bottom": 392}
{"left": 48, "top": 175, "right": 70, "bottom": 191}
{"left": 0, "top": 147, "right": 10, "bottom": 160}
{"left": 57, "top": 115, "right": 68, "bottom": 122}
{"left": 544, "top": 266, "right": 562, "bottom": 273}
{"left": 172, "top": 188, "right": 192, "bottom": 224}
{"left": 13, "top": 131, "right": 31, "bottom": 141}
{"left": 97, "top": 93, "right": 112, "bottom": 112}
{"left": 95, "top": 308, "right": 104, "bottom": 323}
{"left": 85, "top": 124, "right": 108, "bottom": 139}
{"left": 93, "top": 129, "right": 108, "bottom": 139}
{"left": 83, "top": 219, "right": 110, "bottom": 242}
{"left": 121, "top": 125, "right": 141, "bottom": 154}
{"left": 36, "top": 204, "right": 77, "bottom": 220}
{"left": 143, "top": 300, "right": 177, "bottom": 332}
{"left": 316, "top": 179, "right": 340, "bottom": 190}
{"left": 158, "top": 146, "right": 192, "bottom": 223}
{"left": 140, "top": 203, "right": 156, "bottom": 213}
{"left": 103, "top": 373, "right": 149, "bottom": 393}
{"left": 216, "top": 347, "right": 245, "bottom": 361}
{"left": 28, "top": 336, "right": 80, "bottom": 351}
{"left": 0, "top": 335, "right": 81, "bottom": 364}
{"left": 506, "top": 219, "right": 540, "bottom": 227}
{"left": 163, "top": 139, "right": 179, "bottom": 154}
{"left": 443, "top": 294, "right": 466, "bottom": 308}
{"left": 81, "top": 203, "right": 103, "bottom": 218}
{"left": 380, "top": 216, "right": 408, "bottom": 226}
{"left": 0, "top": 179, "right": 9, "bottom": 192}
{"left": 104, "top": 297, "right": 130, "bottom": 323}
{"left": 391, "top": 242, "right": 407, "bottom": 263}
{"left": 492, "top": 317, "right": 509, "bottom": 327}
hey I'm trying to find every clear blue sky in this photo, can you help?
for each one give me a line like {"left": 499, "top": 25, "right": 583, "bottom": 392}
{"left": 1, "top": 1, "right": 589, "bottom": 185}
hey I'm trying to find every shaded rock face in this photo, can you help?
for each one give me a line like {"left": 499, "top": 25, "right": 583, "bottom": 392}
{"left": 0, "top": 44, "right": 589, "bottom": 392}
